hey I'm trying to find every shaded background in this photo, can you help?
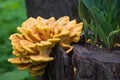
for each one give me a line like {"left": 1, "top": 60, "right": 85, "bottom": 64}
{"left": 0, "top": 0, "right": 34, "bottom": 80}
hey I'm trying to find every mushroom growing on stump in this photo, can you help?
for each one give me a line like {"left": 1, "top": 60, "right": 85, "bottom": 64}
{"left": 8, "top": 16, "right": 83, "bottom": 76}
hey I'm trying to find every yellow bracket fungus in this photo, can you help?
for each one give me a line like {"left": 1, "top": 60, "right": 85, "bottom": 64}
{"left": 8, "top": 16, "right": 83, "bottom": 76}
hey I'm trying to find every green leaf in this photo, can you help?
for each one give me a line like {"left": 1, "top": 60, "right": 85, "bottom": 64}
{"left": 92, "top": 7, "right": 113, "bottom": 35}
{"left": 98, "top": 26, "right": 109, "bottom": 48}
{"left": 88, "top": 24, "right": 96, "bottom": 34}
{"left": 78, "top": 0, "right": 89, "bottom": 20}
{"left": 89, "top": 35, "right": 95, "bottom": 45}
{"left": 93, "top": 0, "right": 101, "bottom": 9}
{"left": 108, "top": 28, "right": 120, "bottom": 45}
{"left": 78, "top": 0, "right": 120, "bottom": 49}
{"left": 83, "top": 19, "right": 89, "bottom": 40}
{"left": 81, "top": 0, "right": 96, "bottom": 11}
{"left": 105, "top": 12, "right": 112, "bottom": 23}
{"left": 102, "top": 0, "right": 111, "bottom": 13}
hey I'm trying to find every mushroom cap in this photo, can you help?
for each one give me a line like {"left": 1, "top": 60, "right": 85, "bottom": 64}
{"left": 17, "top": 63, "right": 31, "bottom": 70}
{"left": 8, "top": 16, "right": 83, "bottom": 76}
{"left": 30, "top": 63, "right": 48, "bottom": 71}
{"left": 30, "top": 55, "right": 54, "bottom": 62}
{"left": 30, "top": 69, "right": 45, "bottom": 76}
{"left": 8, "top": 58, "right": 22, "bottom": 64}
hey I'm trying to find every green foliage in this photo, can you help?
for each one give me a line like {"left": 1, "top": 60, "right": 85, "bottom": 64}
{"left": 78, "top": 0, "right": 120, "bottom": 49}
{"left": 0, "top": 0, "right": 34, "bottom": 80}
{"left": 0, "top": 70, "right": 34, "bottom": 80}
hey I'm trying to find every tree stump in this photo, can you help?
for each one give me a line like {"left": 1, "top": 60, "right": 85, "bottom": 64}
{"left": 46, "top": 45, "right": 74, "bottom": 80}
{"left": 72, "top": 44, "right": 120, "bottom": 80}
{"left": 35, "top": 45, "right": 74, "bottom": 80}
{"left": 35, "top": 44, "right": 120, "bottom": 80}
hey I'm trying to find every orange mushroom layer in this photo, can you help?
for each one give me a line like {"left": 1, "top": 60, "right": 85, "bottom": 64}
{"left": 8, "top": 16, "right": 83, "bottom": 76}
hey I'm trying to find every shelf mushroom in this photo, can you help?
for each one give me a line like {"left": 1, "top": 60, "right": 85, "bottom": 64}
{"left": 8, "top": 16, "right": 83, "bottom": 76}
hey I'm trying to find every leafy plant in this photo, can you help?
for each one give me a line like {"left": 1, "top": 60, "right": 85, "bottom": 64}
{"left": 78, "top": 0, "right": 120, "bottom": 49}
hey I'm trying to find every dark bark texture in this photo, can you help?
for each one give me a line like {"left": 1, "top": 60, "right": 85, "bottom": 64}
{"left": 72, "top": 44, "right": 120, "bottom": 80}
{"left": 35, "top": 44, "right": 120, "bottom": 80}
{"left": 46, "top": 45, "right": 74, "bottom": 80}
{"left": 35, "top": 45, "right": 74, "bottom": 80}
{"left": 25, "top": 0, "right": 80, "bottom": 21}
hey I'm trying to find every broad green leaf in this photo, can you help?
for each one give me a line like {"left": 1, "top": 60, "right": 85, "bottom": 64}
{"left": 105, "top": 12, "right": 112, "bottom": 24}
{"left": 111, "top": 0, "right": 120, "bottom": 26}
{"left": 102, "top": 0, "right": 111, "bottom": 13}
{"left": 93, "top": 0, "right": 101, "bottom": 9}
{"left": 92, "top": 7, "right": 113, "bottom": 35}
{"left": 98, "top": 26, "right": 109, "bottom": 48}
{"left": 78, "top": 0, "right": 89, "bottom": 20}
{"left": 81, "top": 0, "right": 96, "bottom": 11}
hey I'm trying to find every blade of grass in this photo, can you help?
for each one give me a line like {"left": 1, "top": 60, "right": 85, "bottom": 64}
{"left": 83, "top": 19, "right": 89, "bottom": 40}
{"left": 108, "top": 28, "right": 120, "bottom": 45}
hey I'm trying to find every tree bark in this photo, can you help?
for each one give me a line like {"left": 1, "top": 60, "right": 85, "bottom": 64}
{"left": 35, "top": 45, "right": 74, "bottom": 80}
{"left": 35, "top": 44, "right": 120, "bottom": 80}
{"left": 72, "top": 44, "right": 120, "bottom": 80}
{"left": 25, "top": 0, "right": 80, "bottom": 21}
{"left": 46, "top": 45, "right": 74, "bottom": 80}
